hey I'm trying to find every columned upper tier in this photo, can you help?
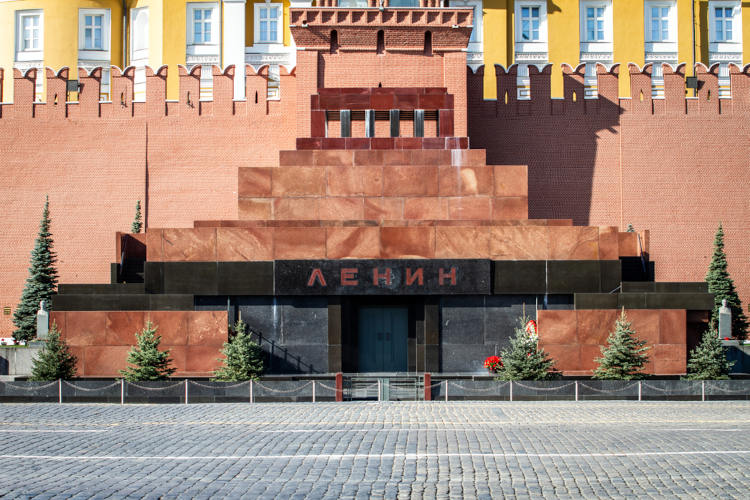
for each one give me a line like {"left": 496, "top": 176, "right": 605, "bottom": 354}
{"left": 289, "top": 8, "right": 473, "bottom": 51}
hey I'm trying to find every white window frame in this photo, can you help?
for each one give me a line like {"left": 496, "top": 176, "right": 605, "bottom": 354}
{"left": 514, "top": 1, "right": 547, "bottom": 64}
{"left": 709, "top": 1, "right": 742, "bottom": 43}
{"left": 515, "top": 1, "right": 546, "bottom": 43}
{"left": 579, "top": 0, "right": 613, "bottom": 63}
{"left": 15, "top": 10, "right": 43, "bottom": 63}
{"left": 78, "top": 9, "right": 111, "bottom": 57}
{"left": 644, "top": 1, "right": 677, "bottom": 43}
{"left": 580, "top": 1, "right": 612, "bottom": 43}
{"left": 644, "top": 1, "right": 678, "bottom": 66}
{"left": 254, "top": 2, "right": 283, "bottom": 45}
{"left": 708, "top": 1, "right": 742, "bottom": 64}
{"left": 186, "top": 3, "right": 220, "bottom": 46}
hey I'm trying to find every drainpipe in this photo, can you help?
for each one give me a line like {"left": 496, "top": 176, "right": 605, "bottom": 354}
{"left": 122, "top": 0, "right": 128, "bottom": 68}
{"left": 692, "top": 0, "right": 697, "bottom": 96}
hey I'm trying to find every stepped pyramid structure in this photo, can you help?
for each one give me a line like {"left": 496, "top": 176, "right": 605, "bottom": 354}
{"left": 45, "top": 7, "right": 713, "bottom": 377}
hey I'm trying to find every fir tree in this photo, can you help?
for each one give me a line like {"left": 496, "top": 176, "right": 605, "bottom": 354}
{"left": 593, "top": 309, "right": 650, "bottom": 380}
{"left": 685, "top": 327, "right": 734, "bottom": 380}
{"left": 496, "top": 316, "right": 557, "bottom": 381}
{"left": 29, "top": 322, "right": 77, "bottom": 381}
{"left": 131, "top": 200, "right": 143, "bottom": 233}
{"left": 119, "top": 322, "right": 176, "bottom": 381}
{"left": 213, "top": 319, "right": 265, "bottom": 381}
{"left": 705, "top": 224, "right": 748, "bottom": 339}
{"left": 13, "top": 196, "right": 58, "bottom": 342}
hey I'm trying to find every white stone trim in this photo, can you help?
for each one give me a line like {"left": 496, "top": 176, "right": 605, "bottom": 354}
{"left": 223, "top": 0, "right": 247, "bottom": 99}
{"left": 15, "top": 9, "right": 43, "bottom": 63}
{"left": 254, "top": 1, "right": 283, "bottom": 45}
{"left": 708, "top": 1, "right": 742, "bottom": 65}
{"left": 245, "top": 47, "right": 296, "bottom": 73}
{"left": 579, "top": 0, "right": 612, "bottom": 64}
{"left": 186, "top": 2, "right": 220, "bottom": 63}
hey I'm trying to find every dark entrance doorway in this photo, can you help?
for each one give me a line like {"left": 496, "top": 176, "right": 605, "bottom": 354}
{"left": 357, "top": 306, "right": 408, "bottom": 372}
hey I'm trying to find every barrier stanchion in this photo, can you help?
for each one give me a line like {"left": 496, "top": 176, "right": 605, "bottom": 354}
{"left": 335, "top": 373, "right": 343, "bottom": 402}
{"left": 120, "top": 379, "right": 124, "bottom": 405}
{"left": 702, "top": 380, "right": 705, "bottom": 402}
{"left": 184, "top": 379, "right": 188, "bottom": 405}
{"left": 377, "top": 380, "right": 382, "bottom": 402}
{"left": 509, "top": 380, "right": 513, "bottom": 402}
{"left": 312, "top": 381, "right": 316, "bottom": 403}
{"left": 58, "top": 379, "right": 62, "bottom": 404}
{"left": 575, "top": 380, "right": 579, "bottom": 402}
{"left": 250, "top": 380, "right": 254, "bottom": 403}
{"left": 638, "top": 381, "right": 642, "bottom": 401}
{"left": 444, "top": 380, "right": 448, "bottom": 402}
{"left": 424, "top": 373, "right": 431, "bottom": 401}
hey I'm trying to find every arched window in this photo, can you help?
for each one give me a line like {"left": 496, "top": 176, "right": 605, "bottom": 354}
{"left": 424, "top": 31, "right": 432, "bottom": 56}
{"left": 330, "top": 30, "right": 338, "bottom": 54}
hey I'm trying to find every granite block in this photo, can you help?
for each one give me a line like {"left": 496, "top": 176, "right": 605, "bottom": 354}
{"left": 319, "top": 197, "right": 365, "bottom": 220}
{"left": 272, "top": 166, "right": 325, "bottom": 197}
{"left": 449, "top": 197, "right": 492, "bottom": 220}
{"left": 546, "top": 260, "right": 601, "bottom": 294}
{"left": 314, "top": 150, "right": 354, "bottom": 166}
{"left": 492, "top": 260, "right": 546, "bottom": 294}
{"left": 540, "top": 344, "right": 580, "bottom": 372}
{"left": 216, "top": 227, "right": 273, "bottom": 261}
{"left": 274, "top": 227, "right": 327, "bottom": 259}
{"left": 659, "top": 309, "right": 687, "bottom": 344}
{"left": 145, "top": 311, "right": 190, "bottom": 346}
{"left": 404, "top": 197, "right": 449, "bottom": 220}
{"left": 82, "top": 346, "right": 130, "bottom": 377}
{"left": 380, "top": 227, "right": 435, "bottom": 259}
{"left": 162, "top": 228, "right": 217, "bottom": 262}
{"left": 364, "top": 198, "right": 404, "bottom": 221}
{"left": 383, "top": 166, "right": 439, "bottom": 196}
{"left": 185, "top": 345, "right": 224, "bottom": 374}
{"left": 439, "top": 166, "right": 493, "bottom": 196}
{"left": 598, "top": 226, "right": 619, "bottom": 260}
{"left": 538, "top": 310, "right": 578, "bottom": 344}
{"left": 186, "top": 311, "right": 227, "bottom": 346}
{"left": 65, "top": 312, "right": 107, "bottom": 347}
{"left": 440, "top": 296, "right": 485, "bottom": 345}
{"left": 326, "top": 227, "right": 381, "bottom": 259}
{"left": 548, "top": 226, "right": 599, "bottom": 260}
{"left": 576, "top": 309, "right": 619, "bottom": 344}
{"left": 162, "top": 262, "right": 218, "bottom": 295}
{"left": 490, "top": 226, "right": 549, "bottom": 260}
{"left": 493, "top": 165, "right": 528, "bottom": 197}
{"left": 238, "top": 198, "right": 273, "bottom": 220}
{"left": 104, "top": 311, "right": 146, "bottom": 346}
{"left": 273, "top": 198, "right": 320, "bottom": 220}
{"left": 238, "top": 168, "right": 272, "bottom": 197}
{"left": 491, "top": 197, "right": 528, "bottom": 220}
{"left": 217, "top": 261, "right": 274, "bottom": 295}
{"left": 435, "top": 227, "right": 490, "bottom": 259}
{"left": 627, "top": 309, "right": 661, "bottom": 345}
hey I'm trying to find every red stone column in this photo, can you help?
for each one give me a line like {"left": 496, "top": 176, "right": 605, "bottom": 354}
{"left": 335, "top": 372, "right": 343, "bottom": 402}
{"left": 424, "top": 373, "right": 431, "bottom": 401}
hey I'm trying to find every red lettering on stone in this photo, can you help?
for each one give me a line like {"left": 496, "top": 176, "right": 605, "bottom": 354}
{"left": 307, "top": 268, "right": 327, "bottom": 287}
{"left": 406, "top": 268, "right": 424, "bottom": 286}
{"left": 372, "top": 267, "right": 392, "bottom": 286}
{"left": 341, "top": 268, "right": 359, "bottom": 286}
{"left": 439, "top": 267, "right": 457, "bottom": 286}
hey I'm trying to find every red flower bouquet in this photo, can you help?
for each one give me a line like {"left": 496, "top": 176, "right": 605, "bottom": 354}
{"left": 484, "top": 355, "right": 502, "bottom": 372}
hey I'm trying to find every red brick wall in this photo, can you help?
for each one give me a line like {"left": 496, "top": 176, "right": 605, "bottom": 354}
{"left": 469, "top": 62, "right": 750, "bottom": 309}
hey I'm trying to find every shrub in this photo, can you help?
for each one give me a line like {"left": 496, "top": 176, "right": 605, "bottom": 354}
{"left": 119, "top": 322, "right": 176, "bottom": 381}
{"left": 29, "top": 322, "right": 77, "bottom": 381}
{"left": 213, "top": 319, "right": 265, "bottom": 381}
{"left": 593, "top": 309, "right": 650, "bottom": 380}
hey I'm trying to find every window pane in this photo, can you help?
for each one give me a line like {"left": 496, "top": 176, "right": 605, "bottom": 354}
{"left": 652, "top": 20, "right": 658, "bottom": 40}
{"left": 715, "top": 7, "right": 723, "bottom": 18}
{"left": 531, "top": 7, "right": 538, "bottom": 17}
{"left": 661, "top": 7, "right": 668, "bottom": 18}
{"left": 204, "top": 23, "right": 211, "bottom": 42}
{"left": 94, "top": 16, "right": 102, "bottom": 27}
{"left": 204, "top": 9, "right": 211, "bottom": 20}
{"left": 85, "top": 28, "right": 92, "bottom": 48}
{"left": 260, "top": 21, "right": 267, "bottom": 42}
{"left": 261, "top": 8, "right": 267, "bottom": 18}
{"left": 271, "top": 7, "right": 278, "bottom": 19}
{"left": 195, "top": 10, "right": 202, "bottom": 21}
{"left": 95, "top": 28, "right": 101, "bottom": 48}
{"left": 587, "top": 7, "right": 594, "bottom": 18}
{"left": 195, "top": 23, "right": 202, "bottom": 43}
{"left": 522, "top": 7, "right": 529, "bottom": 17}
{"left": 270, "top": 21, "right": 277, "bottom": 41}
{"left": 726, "top": 23, "right": 732, "bottom": 41}
{"left": 716, "top": 19, "right": 722, "bottom": 40}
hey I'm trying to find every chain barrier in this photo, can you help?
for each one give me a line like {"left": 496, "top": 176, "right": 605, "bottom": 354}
{"left": 2, "top": 380, "right": 59, "bottom": 391}
{"left": 448, "top": 381, "right": 510, "bottom": 393}
{"left": 512, "top": 381, "right": 576, "bottom": 392}
{"left": 62, "top": 381, "right": 121, "bottom": 392}
{"left": 705, "top": 381, "right": 750, "bottom": 394}
{"left": 126, "top": 381, "right": 186, "bottom": 392}
{"left": 253, "top": 381, "right": 313, "bottom": 394}
{"left": 187, "top": 380, "right": 251, "bottom": 390}
{"left": 641, "top": 381, "right": 701, "bottom": 395}
{"left": 578, "top": 381, "right": 639, "bottom": 394}
{"left": 315, "top": 382, "right": 340, "bottom": 392}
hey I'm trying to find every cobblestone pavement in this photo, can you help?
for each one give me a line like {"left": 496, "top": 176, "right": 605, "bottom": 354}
{"left": 0, "top": 401, "right": 748, "bottom": 499}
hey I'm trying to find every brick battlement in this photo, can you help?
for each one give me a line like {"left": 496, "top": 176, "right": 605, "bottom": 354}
{"left": 469, "top": 62, "right": 750, "bottom": 116}
{"left": 0, "top": 64, "right": 294, "bottom": 119}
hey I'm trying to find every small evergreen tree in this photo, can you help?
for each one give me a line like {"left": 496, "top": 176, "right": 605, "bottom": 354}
{"left": 13, "top": 196, "right": 58, "bottom": 342}
{"left": 119, "top": 322, "right": 175, "bottom": 381}
{"left": 29, "top": 322, "right": 77, "bottom": 381}
{"left": 685, "top": 327, "right": 734, "bottom": 380}
{"left": 131, "top": 200, "right": 143, "bottom": 234}
{"left": 705, "top": 224, "right": 748, "bottom": 339}
{"left": 496, "top": 316, "right": 557, "bottom": 381}
{"left": 593, "top": 309, "right": 650, "bottom": 380}
{"left": 213, "top": 319, "right": 265, "bottom": 381}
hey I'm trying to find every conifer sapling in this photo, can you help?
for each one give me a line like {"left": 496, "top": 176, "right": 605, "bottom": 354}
{"left": 13, "top": 196, "right": 58, "bottom": 342}
{"left": 213, "top": 319, "right": 265, "bottom": 381}
{"left": 495, "top": 315, "right": 557, "bottom": 381}
{"left": 119, "top": 322, "right": 176, "bottom": 381}
{"left": 705, "top": 223, "right": 748, "bottom": 339}
{"left": 685, "top": 327, "right": 734, "bottom": 380}
{"left": 29, "top": 322, "right": 77, "bottom": 381}
{"left": 593, "top": 309, "right": 650, "bottom": 380}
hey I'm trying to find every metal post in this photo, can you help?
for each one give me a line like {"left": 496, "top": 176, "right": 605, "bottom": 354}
{"left": 638, "top": 381, "right": 642, "bottom": 401}
{"left": 120, "top": 379, "right": 124, "bottom": 405}
{"left": 250, "top": 380, "right": 254, "bottom": 403}
{"left": 702, "top": 380, "right": 705, "bottom": 402}
{"left": 184, "top": 379, "right": 188, "bottom": 405}
{"left": 575, "top": 380, "right": 579, "bottom": 402}
{"left": 378, "top": 379, "right": 382, "bottom": 402}
{"left": 58, "top": 379, "right": 62, "bottom": 404}
{"left": 509, "top": 380, "right": 513, "bottom": 402}
{"left": 444, "top": 380, "right": 448, "bottom": 402}
{"left": 312, "top": 381, "right": 316, "bottom": 403}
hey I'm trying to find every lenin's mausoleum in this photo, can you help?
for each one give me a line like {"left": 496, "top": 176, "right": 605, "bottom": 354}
{"left": 2, "top": 3, "right": 749, "bottom": 378}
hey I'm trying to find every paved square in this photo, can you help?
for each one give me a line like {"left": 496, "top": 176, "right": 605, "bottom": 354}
{"left": 0, "top": 401, "right": 748, "bottom": 498}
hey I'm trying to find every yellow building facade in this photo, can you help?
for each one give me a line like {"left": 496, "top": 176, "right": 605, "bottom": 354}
{"left": 1, "top": 0, "right": 748, "bottom": 101}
